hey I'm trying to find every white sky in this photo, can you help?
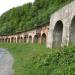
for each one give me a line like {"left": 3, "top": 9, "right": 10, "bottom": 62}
{"left": 0, "top": 0, "right": 34, "bottom": 15}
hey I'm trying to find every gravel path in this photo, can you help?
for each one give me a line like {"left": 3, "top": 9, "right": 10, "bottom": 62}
{"left": 0, "top": 48, "right": 14, "bottom": 75}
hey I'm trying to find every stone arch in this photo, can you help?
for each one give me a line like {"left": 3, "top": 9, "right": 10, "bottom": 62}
{"left": 11, "top": 37, "right": 16, "bottom": 43}
{"left": 17, "top": 36, "right": 20, "bottom": 43}
{"left": 69, "top": 16, "right": 75, "bottom": 45}
{"left": 7, "top": 38, "right": 10, "bottom": 43}
{"left": 14, "top": 37, "right": 16, "bottom": 43}
{"left": 0, "top": 38, "right": 1, "bottom": 43}
{"left": 1, "top": 38, "right": 4, "bottom": 43}
{"left": 11, "top": 37, "right": 14, "bottom": 43}
{"left": 29, "top": 36, "right": 32, "bottom": 43}
{"left": 34, "top": 35, "right": 38, "bottom": 43}
{"left": 20, "top": 36, "right": 23, "bottom": 42}
{"left": 52, "top": 20, "right": 63, "bottom": 48}
{"left": 24, "top": 35, "right": 26, "bottom": 43}
{"left": 5, "top": 38, "right": 8, "bottom": 43}
{"left": 42, "top": 33, "right": 46, "bottom": 44}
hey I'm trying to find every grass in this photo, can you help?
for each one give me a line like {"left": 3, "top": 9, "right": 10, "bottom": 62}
{"left": 0, "top": 43, "right": 75, "bottom": 75}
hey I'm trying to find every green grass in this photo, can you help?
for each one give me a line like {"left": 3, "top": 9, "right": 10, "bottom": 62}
{"left": 0, "top": 43, "right": 75, "bottom": 75}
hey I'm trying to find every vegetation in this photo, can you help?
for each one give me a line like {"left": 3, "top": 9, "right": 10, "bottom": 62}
{"left": 0, "top": 43, "right": 75, "bottom": 75}
{"left": 0, "top": 0, "right": 73, "bottom": 35}
{"left": 0, "top": 0, "right": 74, "bottom": 75}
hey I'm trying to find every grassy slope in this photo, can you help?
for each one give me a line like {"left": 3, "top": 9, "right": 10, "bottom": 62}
{"left": 0, "top": 43, "right": 75, "bottom": 75}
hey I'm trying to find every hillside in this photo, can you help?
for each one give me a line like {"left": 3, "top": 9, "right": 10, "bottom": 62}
{"left": 0, "top": 43, "right": 75, "bottom": 75}
{"left": 0, "top": 0, "right": 72, "bottom": 35}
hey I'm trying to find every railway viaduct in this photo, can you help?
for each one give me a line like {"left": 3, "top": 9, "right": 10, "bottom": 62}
{"left": 0, "top": 1, "right": 75, "bottom": 48}
{"left": 0, "top": 23, "right": 49, "bottom": 45}
{"left": 47, "top": 0, "right": 75, "bottom": 48}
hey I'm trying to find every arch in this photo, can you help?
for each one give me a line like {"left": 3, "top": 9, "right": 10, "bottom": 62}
{"left": 52, "top": 20, "right": 63, "bottom": 48}
{"left": 14, "top": 37, "right": 16, "bottom": 43}
{"left": 17, "top": 36, "right": 20, "bottom": 43}
{"left": 0, "top": 38, "right": 1, "bottom": 43}
{"left": 2, "top": 38, "right": 4, "bottom": 42}
{"left": 69, "top": 16, "right": 75, "bottom": 45}
{"left": 11, "top": 37, "right": 14, "bottom": 43}
{"left": 7, "top": 38, "right": 10, "bottom": 43}
{"left": 42, "top": 33, "right": 46, "bottom": 44}
{"left": 29, "top": 36, "right": 32, "bottom": 43}
{"left": 20, "top": 37, "right": 23, "bottom": 42}
{"left": 34, "top": 35, "right": 38, "bottom": 43}
{"left": 5, "top": 38, "right": 7, "bottom": 43}
{"left": 24, "top": 36, "right": 26, "bottom": 42}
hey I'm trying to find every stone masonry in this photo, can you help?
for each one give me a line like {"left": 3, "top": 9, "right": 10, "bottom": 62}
{"left": 0, "top": 1, "right": 75, "bottom": 48}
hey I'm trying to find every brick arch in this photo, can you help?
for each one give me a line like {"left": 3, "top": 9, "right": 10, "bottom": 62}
{"left": 69, "top": 16, "right": 75, "bottom": 45}
{"left": 52, "top": 20, "right": 63, "bottom": 48}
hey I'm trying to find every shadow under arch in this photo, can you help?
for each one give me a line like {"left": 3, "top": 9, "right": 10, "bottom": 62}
{"left": 20, "top": 36, "right": 23, "bottom": 42}
{"left": 69, "top": 16, "right": 75, "bottom": 45}
{"left": 29, "top": 35, "right": 32, "bottom": 43}
{"left": 34, "top": 35, "right": 38, "bottom": 43}
{"left": 11, "top": 37, "right": 14, "bottom": 43}
{"left": 17, "top": 36, "right": 21, "bottom": 43}
{"left": 24, "top": 36, "right": 26, "bottom": 43}
{"left": 11, "top": 37, "right": 16, "bottom": 43}
{"left": 42, "top": 33, "right": 46, "bottom": 44}
{"left": 52, "top": 20, "right": 63, "bottom": 48}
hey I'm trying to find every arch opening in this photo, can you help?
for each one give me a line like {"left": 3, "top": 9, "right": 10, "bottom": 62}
{"left": 42, "top": 33, "right": 46, "bottom": 44}
{"left": 2, "top": 38, "right": 4, "bottom": 43}
{"left": 11, "top": 37, "right": 15, "bottom": 43}
{"left": 70, "top": 16, "right": 75, "bottom": 45}
{"left": 17, "top": 36, "right": 20, "bottom": 43}
{"left": 24, "top": 36, "right": 26, "bottom": 43}
{"left": 20, "top": 37, "right": 23, "bottom": 42}
{"left": 29, "top": 36, "right": 32, "bottom": 43}
{"left": 52, "top": 20, "right": 63, "bottom": 48}
{"left": 34, "top": 35, "right": 38, "bottom": 43}
{"left": 7, "top": 38, "right": 10, "bottom": 43}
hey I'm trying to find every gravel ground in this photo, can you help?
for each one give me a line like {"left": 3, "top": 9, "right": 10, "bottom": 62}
{"left": 0, "top": 48, "right": 14, "bottom": 75}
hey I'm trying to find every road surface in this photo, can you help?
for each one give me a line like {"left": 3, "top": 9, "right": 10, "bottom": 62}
{"left": 0, "top": 48, "right": 14, "bottom": 75}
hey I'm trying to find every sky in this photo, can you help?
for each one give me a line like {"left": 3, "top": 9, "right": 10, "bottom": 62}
{"left": 0, "top": 0, "right": 34, "bottom": 15}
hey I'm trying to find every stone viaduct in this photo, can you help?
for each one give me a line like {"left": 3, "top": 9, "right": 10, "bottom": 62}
{"left": 47, "top": 0, "right": 75, "bottom": 48}
{"left": 0, "top": 23, "right": 49, "bottom": 45}
{"left": 0, "top": 1, "right": 75, "bottom": 48}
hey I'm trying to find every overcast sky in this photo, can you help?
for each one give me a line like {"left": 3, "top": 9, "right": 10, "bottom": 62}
{"left": 0, "top": 0, "right": 34, "bottom": 15}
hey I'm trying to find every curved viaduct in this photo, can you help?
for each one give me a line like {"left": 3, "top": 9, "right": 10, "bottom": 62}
{"left": 0, "top": 23, "right": 49, "bottom": 45}
{"left": 0, "top": 1, "right": 75, "bottom": 48}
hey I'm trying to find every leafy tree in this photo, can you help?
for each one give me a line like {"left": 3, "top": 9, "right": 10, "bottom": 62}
{"left": 0, "top": 0, "right": 73, "bottom": 35}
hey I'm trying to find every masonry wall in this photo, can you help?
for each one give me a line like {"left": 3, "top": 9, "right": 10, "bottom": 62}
{"left": 47, "top": 0, "right": 75, "bottom": 48}
{"left": 0, "top": 1, "right": 75, "bottom": 48}
{"left": 0, "top": 24, "right": 49, "bottom": 45}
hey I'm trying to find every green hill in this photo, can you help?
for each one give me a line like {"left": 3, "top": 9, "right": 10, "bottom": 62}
{"left": 0, "top": 0, "right": 72, "bottom": 35}
{"left": 0, "top": 43, "right": 75, "bottom": 75}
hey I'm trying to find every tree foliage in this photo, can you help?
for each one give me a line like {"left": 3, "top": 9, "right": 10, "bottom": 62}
{"left": 0, "top": 0, "right": 72, "bottom": 35}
